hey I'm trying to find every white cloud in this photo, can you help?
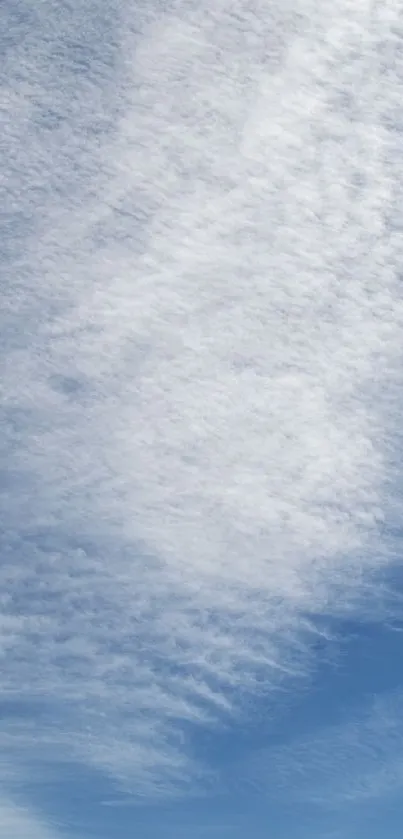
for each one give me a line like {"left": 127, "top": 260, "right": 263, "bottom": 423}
{"left": 2, "top": 0, "right": 403, "bottom": 802}
{"left": 0, "top": 797, "right": 64, "bottom": 839}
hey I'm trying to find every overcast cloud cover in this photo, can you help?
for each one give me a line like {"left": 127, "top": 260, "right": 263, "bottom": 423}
{"left": 2, "top": 0, "right": 403, "bottom": 837}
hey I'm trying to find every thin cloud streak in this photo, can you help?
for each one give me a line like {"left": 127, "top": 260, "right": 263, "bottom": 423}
{"left": 2, "top": 0, "right": 403, "bottom": 807}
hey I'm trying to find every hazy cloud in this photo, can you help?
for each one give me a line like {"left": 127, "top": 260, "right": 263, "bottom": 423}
{"left": 2, "top": 0, "right": 403, "bottom": 817}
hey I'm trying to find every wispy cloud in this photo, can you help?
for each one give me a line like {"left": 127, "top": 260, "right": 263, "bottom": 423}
{"left": 0, "top": 797, "right": 65, "bottom": 839}
{"left": 2, "top": 0, "right": 403, "bottom": 811}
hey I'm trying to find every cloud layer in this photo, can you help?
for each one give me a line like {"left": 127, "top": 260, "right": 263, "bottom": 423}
{"left": 2, "top": 0, "right": 403, "bottom": 820}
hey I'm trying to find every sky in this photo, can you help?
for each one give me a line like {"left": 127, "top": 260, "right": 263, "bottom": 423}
{"left": 2, "top": 0, "right": 403, "bottom": 837}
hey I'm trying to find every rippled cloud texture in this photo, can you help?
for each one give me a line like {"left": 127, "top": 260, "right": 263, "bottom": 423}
{"left": 2, "top": 0, "right": 403, "bottom": 837}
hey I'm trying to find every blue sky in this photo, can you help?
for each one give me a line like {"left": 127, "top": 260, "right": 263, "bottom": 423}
{"left": 2, "top": 0, "right": 403, "bottom": 837}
